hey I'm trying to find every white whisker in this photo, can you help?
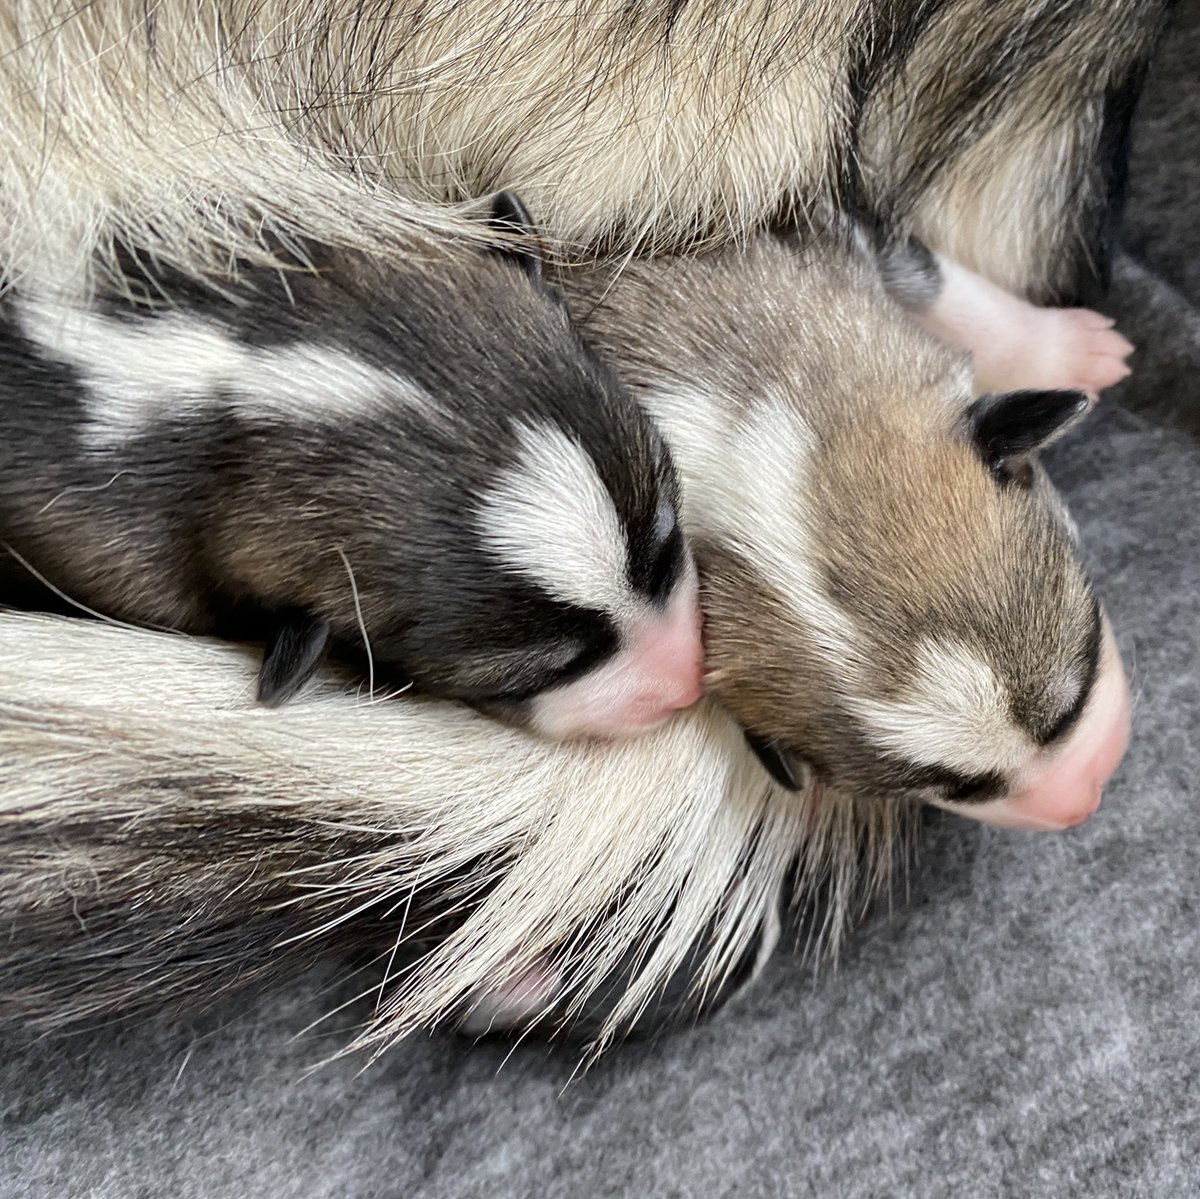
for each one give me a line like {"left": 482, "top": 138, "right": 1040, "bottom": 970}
{"left": 336, "top": 546, "right": 374, "bottom": 702}
{"left": 35, "top": 470, "right": 133, "bottom": 515}
{"left": 0, "top": 541, "right": 178, "bottom": 635}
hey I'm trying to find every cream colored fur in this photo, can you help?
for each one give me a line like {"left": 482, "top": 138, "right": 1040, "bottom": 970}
{"left": 0, "top": 610, "right": 903, "bottom": 1053}
{"left": 0, "top": 2, "right": 1162, "bottom": 295}
{"left": 0, "top": 0, "right": 1158, "bottom": 1053}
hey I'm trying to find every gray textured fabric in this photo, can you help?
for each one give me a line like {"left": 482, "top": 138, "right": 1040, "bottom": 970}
{"left": 1126, "top": 2, "right": 1200, "bottom": 313}
{"left": 3, "top": 13, "right": 1199, "bottom": 1199}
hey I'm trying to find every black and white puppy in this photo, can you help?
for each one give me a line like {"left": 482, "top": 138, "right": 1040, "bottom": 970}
{"left": 0, "top": 196, "right": 702, "bottom": 738}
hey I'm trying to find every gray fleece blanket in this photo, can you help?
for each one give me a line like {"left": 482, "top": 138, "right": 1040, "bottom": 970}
{"left": 2, "top": 8, "right": 1199, "bottom": 1198}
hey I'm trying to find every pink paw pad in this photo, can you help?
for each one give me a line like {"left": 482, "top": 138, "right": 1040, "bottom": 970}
{"left": 917, "top": 256, "right": 1135, "bottom": 399}
{"left": 1034, "top": 308, "right": 1134, "bottom": 398}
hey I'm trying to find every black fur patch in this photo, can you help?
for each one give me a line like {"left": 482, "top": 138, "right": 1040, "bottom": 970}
{"left": 630, "top": 514, "right": 686, "bottom": 607}
{"left": 900, "top": 764, "right": 1006, "bottom": 805}
{"left": 1065, "top": 20, "right": 1167, "bottom": 307}
{"left": 1032, "top": 597, "right": 1103, "bottom": 747}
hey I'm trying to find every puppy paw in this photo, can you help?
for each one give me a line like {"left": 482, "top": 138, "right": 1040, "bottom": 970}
{"left": 456, "top": 955, "right": 561, "bottom": 1037}
{"left": 1038, "top": 308, "right": 1133, "bottom": 397}
{"left": 974, "top": 307, "right": 1133, "bottom": 397}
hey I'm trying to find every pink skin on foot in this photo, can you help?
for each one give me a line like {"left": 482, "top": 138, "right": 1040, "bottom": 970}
{"left": 458, "top": 956, "right": 562, "bottom": 1036}
{"left": 917, "top": 255, "right": 1134, "bottom": 397}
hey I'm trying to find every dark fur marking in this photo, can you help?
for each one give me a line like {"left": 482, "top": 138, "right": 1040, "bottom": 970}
{"left": 840, "top": 0, "right": 955, "bottom": 214}
{"left": 872, "top": 230, "right": 943, "bottom": 312}
{"left": 1035, "top": 597, "right": 1103, "bottom": 747}
{"left": 1065, "top": 17, "right": 1167, "bottom": 307}
{"left": 2, "top": 230, "right": 685, "bottom": 717}
{"left": 445, "top": 606, "right": 619, "bottom": 705}
{"left": 901, "top": 764, "right": 1006, "bottom": 804}
{"left": 633, "top": 517, "right": 686, "bottom": 606}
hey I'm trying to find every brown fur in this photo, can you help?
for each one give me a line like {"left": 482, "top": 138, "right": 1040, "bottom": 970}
{"left": 0, "top": 1, "right": 1155, "bottom": 1051}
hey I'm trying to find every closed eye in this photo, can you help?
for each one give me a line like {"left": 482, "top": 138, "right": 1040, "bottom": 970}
{"left": 943, "top": 775, "right": 1004, "bottom": 803}
{"left": 1037, "top": 599, "right": 1103, "bottom": 746}
{"left": 1040, "top": 688, "right": 1089, "bottom": 747}
{"left": 645, "top": 523, "right": 684, "bottom": 602}
{"left": 902, "top": 764, "right": 1005, "bottom": 803}
{"left": 543, "top": 637, "right": 611, "bottom": 688}
{"left": 469, "top": 633, "right": 616, "bottom": 703}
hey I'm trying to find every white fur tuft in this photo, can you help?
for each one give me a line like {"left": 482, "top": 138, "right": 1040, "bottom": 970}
{"left": 475, "top": 420, "right": 632, "bottom": 617}
{"left": 17, "top": 298, "right": 434, "bottom": 447}
{"left": 0, "top": 610, "right": 906, "bottom": 1057}
{"left": 850, "top": 638, "right": 1032, "bottom": 776}
{"left": 643, "top": 387, "right": 865, "bottom": 676}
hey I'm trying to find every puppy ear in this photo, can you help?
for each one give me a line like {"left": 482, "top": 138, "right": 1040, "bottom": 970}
{"left": 743, "top": 730, "right": 804, "bottom": 792}
{"left": 258, "top": 611, "right": 331, "bottom": 707}
{"left": 968, "top": 389, "right": 1094, "bottom": 470}
{"left": 487, "top": 190, "right": 544, "bottom": 285}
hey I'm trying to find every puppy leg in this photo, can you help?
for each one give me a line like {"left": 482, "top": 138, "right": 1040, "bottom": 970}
{"left": 878, "top": 237, "right": 1133, "bottom": 396}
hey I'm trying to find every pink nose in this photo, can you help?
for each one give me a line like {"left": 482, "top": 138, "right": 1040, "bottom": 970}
{"left": 524, "top": 576, "right": 707, "bottom": 740}
{"left": 627, "top": 599, "right": 705, "bottom": 716}
{"left": 955, "top": 621, "right": 1131, "bottom": 832}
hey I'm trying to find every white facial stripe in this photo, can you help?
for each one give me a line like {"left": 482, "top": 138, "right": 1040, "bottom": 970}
{"left": 850, "top": 638, "right": 1032, "bottom": 777}
{"left": 475, "top": 420, "right": 633, "bottom": 617}
{"left": 642, "top": 387, "right": 863, "bottom": 674}
{"left": 17, "top": 298, "right": 430, "bottom": 447}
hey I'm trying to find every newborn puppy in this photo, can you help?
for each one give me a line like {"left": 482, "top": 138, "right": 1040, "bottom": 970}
{"left": 562, "top": 231, "right": 1130, "bottom": 831}
{"left": 0, "top": 195, "right": 702, "bottom": 739}
{"left": 452, "top": 231, "right": 1134, "bottom": 1036}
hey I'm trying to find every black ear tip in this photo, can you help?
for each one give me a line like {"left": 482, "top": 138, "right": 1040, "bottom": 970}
{"left": 489, "top": 190, "right": 536, "bottom": 234}
{"left": 257, "top": 612, "right": 331, "bottom": 707}
{"left": 257, "top": 684, "right": 287, "bottom": 708}
{"left": 969, "top": 388, "right": 1096, "bottom": 464}
{"left": 1041, "top": 389, "right": 1093, "bottom": 416}
{"left": 743, "top": 730, "right": 803, "bottom": 792}
{"left": 485, "top": 190, "right": 544, "bottom": 284}
{"left": 971, "top": 388, "right": 1090, "bottom": 420}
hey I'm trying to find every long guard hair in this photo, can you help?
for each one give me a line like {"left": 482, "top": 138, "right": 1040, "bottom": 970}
{"left": 0, "top": 611, "right": 903, "bottom": 1057}
{"left": 0, "top": 3, "right": 1166, "bottom": 297}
